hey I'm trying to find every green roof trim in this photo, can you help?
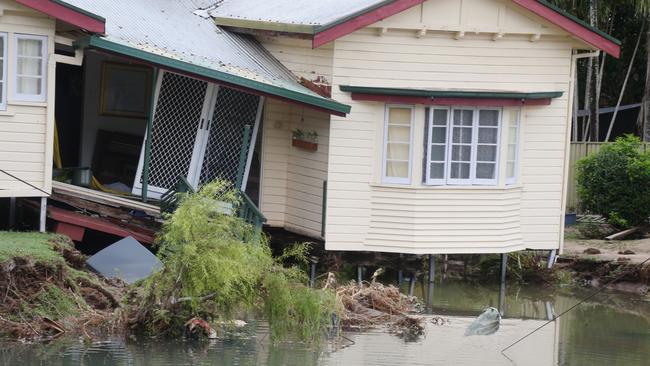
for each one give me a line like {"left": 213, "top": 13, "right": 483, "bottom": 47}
{"left": 55, "top": 0, "right": 106, "bottom": 22}
{"left": 536, "top": 0, "right": 621, "bottom": 46}
{"left": 79, "top": 36, "right": 350, "bottom": 115}
{"left": 213, "top": 17, "right": 317, "bottom": 34}
{"left": 339, "top": 85, "right": 564, "bottom": 99}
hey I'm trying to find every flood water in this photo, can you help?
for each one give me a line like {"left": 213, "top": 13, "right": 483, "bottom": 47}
{"left": 2, "top": 281, "right": 649, "bottom": 365}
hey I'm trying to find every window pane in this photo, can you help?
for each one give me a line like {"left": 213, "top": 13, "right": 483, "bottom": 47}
{"left": 477, "top": 145, "right": 497, "bottom": 162}
{"left": 461, "top": 110, "right": 473, "bottom": 126}
{"left": 0, "top": 37, "right": 4, "bottom": 58}
{"left": 431, "top": 145, "right": 445, "bottom": 161}
{"left": 507, "top": 162, "right": 516, "bottom": 177}
{"left": 507, "top": 146, "right": 517, "bottom": 160}
{"left": 478, "top": 127, "right": 498, "bottom": 144}
{"left": 479, "top": 110, "right": 499, "bottom": 126}
{"left": 389, "top": 107, "right": 411, "bottom": 125}
{"left": 17, "top": 76, "right": 40, "bottom": 94}
{"left": 386, "top": 143, "right": 409, "bottom": 160}
{"left": 387, "top": 125, "right": 410, "bottom": 143}
{"left": 476, "top": 163, "right": 496, "bottom": 179}
{"left": 452, "top": 145, "right": 471, "bottom": 161}
{"left": 386, "top": 161, "right": 408, "bottom": 178}
{"left": 17, "top": 57, "right": 41, "bottom": 76}
{"left": 508, "top": 126, "right": 518, "bottom": 144}
{"left": 450, "top": 162, "right": 470, "bottom": 179}
{"left": 433, "top": 109, "right": 447, "bottom": 125}
{"left": 17, "top": 39, "right": 42, "bottom": 57}
{"left": 452, "top": 127, "right": 472, "bottom": 143}
{"left": 431, "top": 126, "right": 446, "bottom": 143}
{"left": 430, "top": 163, "right": 444, "bottom": 179}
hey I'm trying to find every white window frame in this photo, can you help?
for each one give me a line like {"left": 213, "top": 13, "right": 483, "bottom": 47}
{"left": 425, "top": 106, "right": 502, "bottom": 186}
{"left": 13, "top": 33, "right": 47, "bottom": 103}
{"left": 505, "top": 109, "right": 521, "bottom": 185}
{"left": 425, "top": 107, "right": 450, "bottom": 185}
{"left": 382, "top": 104, "right": 414, "bottom": 185}
{"left": 0, "top": 32, "right": 7, "bottom": 110}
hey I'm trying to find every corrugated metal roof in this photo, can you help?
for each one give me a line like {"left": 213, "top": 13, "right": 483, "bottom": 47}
{"left": 207, "top": 0, "right": 388, "bottom": 31}
{"left": 61, "top": 0, "right": 350, "bottom": 114}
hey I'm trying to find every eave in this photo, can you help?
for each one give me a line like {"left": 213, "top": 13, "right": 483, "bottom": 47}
{"left": 15, "top": 0, "right": 105, "bottom": 34}
{"left": 79, "top": 36, "right": 351, "bottom": 116}
{"left": 339, "top": 85, "right": 564, "bottom": 107}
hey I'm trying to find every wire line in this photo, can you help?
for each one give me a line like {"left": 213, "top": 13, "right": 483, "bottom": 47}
{"left": 0, "top": 169, "right": 50, "bottom": 196}
{"left": 502, "top": 255, "right": 650, "bottom": 353}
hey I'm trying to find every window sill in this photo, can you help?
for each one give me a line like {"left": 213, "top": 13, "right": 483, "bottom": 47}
{"left": 371, "top": 183, "right": 523, "bottom": 190}
{"left": 8, "top": 101, "right": 47, "bottom": 108}
{"left": 0, "top": 109, "right": 15, "bottom": 116}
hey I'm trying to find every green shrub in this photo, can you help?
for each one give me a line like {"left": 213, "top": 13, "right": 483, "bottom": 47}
{"left": 130, "top": 180, "right": 339, "bottom": 341}
{"left": 576, "top": 135, "right": 650, "bottom": 228}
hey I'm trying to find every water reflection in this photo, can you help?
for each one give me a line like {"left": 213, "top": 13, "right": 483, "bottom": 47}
{"left": 2, "top": 281, "right": 649, "bottom": 365}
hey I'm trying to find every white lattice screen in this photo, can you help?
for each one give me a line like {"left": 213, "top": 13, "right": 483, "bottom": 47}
{"left": 133, "top": 71, "right": 263, "bottom": 199}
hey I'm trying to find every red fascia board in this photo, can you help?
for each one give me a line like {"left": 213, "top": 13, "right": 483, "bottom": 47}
{"left": 312, "top": 0, "right": 424, "bottom": 48}
{"left": 351, "top": 93, "right": 553, "bottom": 107}
{"left": 47, "top": 205, "right": 155, "bottom": 244}
{"left": 512, "top": 0, "right": 620, "bottom": 58}
{"left": 15, "top": 0, "right": 105, "bottom": 34}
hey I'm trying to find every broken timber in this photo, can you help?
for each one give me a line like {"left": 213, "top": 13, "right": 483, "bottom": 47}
{"left": 605, "top": 227, "right": 642, "bottom": 241}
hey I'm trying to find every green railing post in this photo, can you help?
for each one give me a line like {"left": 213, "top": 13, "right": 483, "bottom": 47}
{"left": 321, "top": 180, "right": 327, "bottom": 237}
{"left": 141, "top": 67, "right": 159, "bottom": 202}
{"left": 235, "top": 124, "right": 251, "bottom": 189}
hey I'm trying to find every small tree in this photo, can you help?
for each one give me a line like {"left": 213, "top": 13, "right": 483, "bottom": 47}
{"left": 576, "top": 135, "right": 650, "bottom": 228}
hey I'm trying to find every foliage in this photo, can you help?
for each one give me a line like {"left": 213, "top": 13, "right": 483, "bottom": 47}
{"left": 291, "top": 129, "right": 319, "bottom": 143}
{"left": 576, "top": 222, "right": 615, "bottom": 239}
{"left": 576, "top": 135, "right": 650, "bottom": 227}
{"left": 131, "top": 180, "right": 338, "bottom": 341}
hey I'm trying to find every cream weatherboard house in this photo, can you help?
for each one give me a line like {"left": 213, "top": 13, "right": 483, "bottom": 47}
{"left": 0, "top": 0, "right": 619, "bottom": 256}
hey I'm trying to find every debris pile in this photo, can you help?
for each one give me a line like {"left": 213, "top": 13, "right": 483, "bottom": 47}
{"left": 0, "top": 233, "right": 123, "bottom": 341}
{"left": 332, "top": 275, "right": 425, "bottom": 339}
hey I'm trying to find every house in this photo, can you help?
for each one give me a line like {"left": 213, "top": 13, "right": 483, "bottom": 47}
{"left": 0, "top": 0, "right": 619, "bottom": 256}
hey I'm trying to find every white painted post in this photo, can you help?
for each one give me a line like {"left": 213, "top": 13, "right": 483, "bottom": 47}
{"left": 39, "top": 197, "right": 47, "bottom": 232}
{"left": 9, "top": 197, "right": 16, "bottom": 228}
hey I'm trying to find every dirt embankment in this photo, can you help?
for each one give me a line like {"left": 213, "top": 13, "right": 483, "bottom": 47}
{"left": 0, "top": 234, "right": 125, "bottom": 340}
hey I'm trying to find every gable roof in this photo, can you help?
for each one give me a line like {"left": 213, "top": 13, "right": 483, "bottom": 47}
{"left": 208, "top": 0, "right": 621, "bottom": 57}
{"left": 57, "top": 0, "right": 350, "bottom": 116}
{"left": 15, "top": 0, "right": 105, "bottom": 33}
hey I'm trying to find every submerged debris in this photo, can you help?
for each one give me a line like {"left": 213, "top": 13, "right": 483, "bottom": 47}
{"left": 464, "top": 307, "right": 501, "bottom": 336}
{"left": 332, "top": 273, "right": 425, "bottom": 339}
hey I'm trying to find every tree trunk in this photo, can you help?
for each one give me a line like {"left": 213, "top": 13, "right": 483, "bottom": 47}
{"left": 588, "top": 0, "right": 600, "bottom": 141}
{"left": 644, "top": 16, "right": 650, "bottom": 141}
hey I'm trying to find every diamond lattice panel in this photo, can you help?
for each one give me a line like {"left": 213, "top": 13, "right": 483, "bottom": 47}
{"left": 146, "top": 72, "right": 208, "bottom": 189}
{"left": 199, "top": 87, "right": 260, "bottom": 186}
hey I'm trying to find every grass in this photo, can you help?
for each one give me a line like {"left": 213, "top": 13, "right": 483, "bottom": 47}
{"left": 0, "top": 231, "right": 71, "bottom": 264}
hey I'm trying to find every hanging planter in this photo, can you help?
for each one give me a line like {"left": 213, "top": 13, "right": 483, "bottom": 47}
{"left": 291, "top": 129, "right": 318, "bottom": 152}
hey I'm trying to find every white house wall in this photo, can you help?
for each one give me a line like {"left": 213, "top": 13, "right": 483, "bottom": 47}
{"left": 259, "top": 37, "right": 333, "bottom": 238}
{"left": 0, "top": 0, "right": 55, "bottom": 198}
{"left": 326, "top": 0, "right": 575, "bottom": 253}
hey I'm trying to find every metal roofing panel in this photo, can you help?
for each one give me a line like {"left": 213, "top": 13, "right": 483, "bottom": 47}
{"left": 61, "top": 0, "right": 349, "bottom": 114}
{"left": 207, "top": 0, "right": 387, "bottom": 28}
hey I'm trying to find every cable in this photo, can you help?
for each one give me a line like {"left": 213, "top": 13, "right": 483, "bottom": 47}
{"left": 502, "top": 255, "right": 650, "bottom": 353}
{"left": 0, "top": 169, "right": 50, "bottom": 196}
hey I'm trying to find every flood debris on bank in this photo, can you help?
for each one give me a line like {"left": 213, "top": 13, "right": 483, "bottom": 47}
{"left": 0, "top": 232, "right": 123, "bottom": 341}
{"left": 331, "top": 273, "right": 425, "bottom": 339}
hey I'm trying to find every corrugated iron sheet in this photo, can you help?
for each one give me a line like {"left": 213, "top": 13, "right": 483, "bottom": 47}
{"left": 207, "top": 0, "right": 387, "bottom": 28}
{"left": 62, "top": 0, "right": 347, "bottom": 113}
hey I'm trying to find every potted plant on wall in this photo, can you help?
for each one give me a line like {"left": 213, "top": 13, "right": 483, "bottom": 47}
{"left": 292, "top": 129, "right": 318, "bottom": 152}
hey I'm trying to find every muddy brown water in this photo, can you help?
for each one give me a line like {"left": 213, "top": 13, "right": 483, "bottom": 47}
{"left": 2, "top": 281, "right": 649, "bottom": 365}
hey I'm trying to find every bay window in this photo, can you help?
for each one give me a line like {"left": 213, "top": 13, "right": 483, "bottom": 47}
{"left": 425, "top": 107, "right": 502, "bottom": 186}
{"left": 382, "top": 105, "right": 414, "bottom": 184}
{"left": 14, "top": 34, "right": 47, "bottom": 102}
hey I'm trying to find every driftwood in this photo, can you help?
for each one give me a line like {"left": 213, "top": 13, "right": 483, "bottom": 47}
{"left": 605, "top": 227, "right": 642, "bottom": 241}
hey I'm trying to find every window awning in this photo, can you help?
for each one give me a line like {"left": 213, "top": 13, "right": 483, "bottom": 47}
{"left": 339, "top": 85, "right": 564, "bottom": 107}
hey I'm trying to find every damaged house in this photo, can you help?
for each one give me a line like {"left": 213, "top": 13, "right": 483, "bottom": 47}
{"left": 0, "top": 0, "right": 619, "bottom": 256}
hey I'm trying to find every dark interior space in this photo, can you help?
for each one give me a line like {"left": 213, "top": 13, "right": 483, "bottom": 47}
{"left": 55, "top": 63, "right": 84, "bottom": 168}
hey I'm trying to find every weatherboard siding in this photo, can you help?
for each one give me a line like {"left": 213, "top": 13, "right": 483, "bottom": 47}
{"left": 0, "top": 1, "right": 55, "bottom": 198}
{"left": 326, "top": 6, "right": 574, "bottom": 253}
{"left": 258, "top": 37, "right": 334, "bottom": 238}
